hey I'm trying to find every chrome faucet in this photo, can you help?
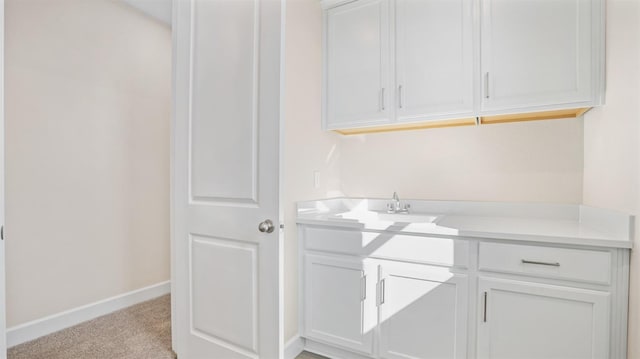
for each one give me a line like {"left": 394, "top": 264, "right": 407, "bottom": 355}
{"left": 387, "top": 192, "right": 410, "bottom": 214}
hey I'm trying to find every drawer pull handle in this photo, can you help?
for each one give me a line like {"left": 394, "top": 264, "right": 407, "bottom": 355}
{"left": 521, "top": 259, "right": 560, "bottom": 267}
{"left": 484, "top": 72, "right": 490, "bottom": 99}
{"left": 483, "top": 291, "right": 488, "bottom": 323}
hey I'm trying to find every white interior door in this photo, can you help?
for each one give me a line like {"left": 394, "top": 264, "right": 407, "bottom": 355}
{"left": 173, "top": 0, "right": 283, "bottom": 358}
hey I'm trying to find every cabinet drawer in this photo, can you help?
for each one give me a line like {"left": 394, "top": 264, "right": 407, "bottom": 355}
{"left": 303, "top": 226, "right": 468, "bottom": 267}
{"left": 479, "top": 242, "right": 611, "bottom": 284}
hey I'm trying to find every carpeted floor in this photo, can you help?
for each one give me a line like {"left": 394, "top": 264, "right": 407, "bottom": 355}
{"left": 8, "top": 295, "right": 175, "bottom": 359}
{"left": 7, "top": 294, "right": 327, "bottom": 359}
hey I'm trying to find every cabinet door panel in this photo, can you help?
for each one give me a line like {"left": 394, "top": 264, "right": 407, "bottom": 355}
{"left": 478, "top": 278, "right": 609, "bottom": 359}
{"left": 304, "top": 254, "right": 377, "bottom": 355}
{"left": 379, "top": 262, "right": 468, "bottom": 359}
{"left": 481, "top": 0, "right": 593, "bottom": 112}
{"left": 396, "top": 0, "right": 474, "bottom": 122}
{"left": 325, "top": 0, "right": 391, "bottom": 129}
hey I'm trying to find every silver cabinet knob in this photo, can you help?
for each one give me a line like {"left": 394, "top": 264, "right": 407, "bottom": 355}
{"left": 258, "top": 219, "right": 275, "bottom": 233}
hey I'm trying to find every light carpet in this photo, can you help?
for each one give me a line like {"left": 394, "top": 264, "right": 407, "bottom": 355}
{"left": 7, "top": 294, "right": 327, "bottom": 359}
{"left": 8, "top": 295, "right": 174, "bottom": 359}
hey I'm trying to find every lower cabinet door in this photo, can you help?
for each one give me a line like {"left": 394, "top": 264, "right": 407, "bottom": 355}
{"left": 477, "top": 277, "right": 610, "bottom": 359}
{"left": 379, "top": 261, "right": 468, "bottom": 359}
{"left": 303, "top": 254, "right": 377, "bottom": 355}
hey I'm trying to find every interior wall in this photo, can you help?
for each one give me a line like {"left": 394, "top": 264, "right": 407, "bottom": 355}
{"left": 283, "top": 0, "right": 342, "bottom": 342}
{"left": 5, "top": 0, "right": 171, "bottom": 327}
{"left": 582, "top": 1, "right": 640, "bottom": 357}
{"left": 339, "top": 119, "right": 584, "bottom": 203}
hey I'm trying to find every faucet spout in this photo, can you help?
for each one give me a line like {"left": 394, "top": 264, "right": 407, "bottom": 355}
{"left": 388, "top": 192, "right": 410, "bottom": 214}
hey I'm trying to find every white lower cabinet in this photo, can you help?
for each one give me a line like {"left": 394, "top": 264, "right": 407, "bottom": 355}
{"left": 300, "top": 226, "right": 628, "bottom": 359}
{"left": 303, "top": 252, "right": 467, "bottom": 358}
{"left": 477, "top": 278, "right": 610, "bottom": 359}
{"left": 304, "top": 254, "right": 378, "bottom": 355}
{"left": 379, "top": 261, "right": 468, "bottom": 359}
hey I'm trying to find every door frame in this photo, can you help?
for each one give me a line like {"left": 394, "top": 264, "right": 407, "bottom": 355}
{"left": 0, "top": 0, "right": 7, "bottom": 355}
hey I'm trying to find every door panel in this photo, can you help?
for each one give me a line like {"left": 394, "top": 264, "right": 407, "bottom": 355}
{"left": 379, "top": 262, "right": 468, "bottom": 359}
{"left": 478, "top": 278, "right": 609, "bottom": 359}
{"left": 190, "top": 235, "right": 258, "bottom": 354}
{"left": 173, "top": 0, "right": 282, "bottom": 358}
{"left": 190, "top": 0, "right": 258, "bottom": 203}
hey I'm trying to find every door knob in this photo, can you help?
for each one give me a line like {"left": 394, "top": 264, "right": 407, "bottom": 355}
{"left": 258, "top": 219, "right": 275, "bottom": 233}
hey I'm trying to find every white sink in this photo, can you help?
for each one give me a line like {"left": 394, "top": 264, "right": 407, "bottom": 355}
{"left": 329, "top": 211, "right": 439, "bottom": 223}
{"left": 377, "top": 212, "right": 439, "bottom": 223}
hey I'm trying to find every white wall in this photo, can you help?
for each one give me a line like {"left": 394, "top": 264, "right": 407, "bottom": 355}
{"left": 339, "top": 119, "right": 584, "bottom": 203}
{"left": 122, "top": 0, "right": 172, "bottom": 26}
{"left": 283, "top": 0, "right": 342, "bottom": 342}
{"left": 582, "top": 1, "right": 640, "bottom": 357}
{"left": 5, "top": 0, "right": 171, "bottom": 327}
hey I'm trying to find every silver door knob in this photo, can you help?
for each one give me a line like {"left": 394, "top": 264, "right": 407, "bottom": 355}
{"left": 258, "top": 219, "right": 275, "bottom": 233}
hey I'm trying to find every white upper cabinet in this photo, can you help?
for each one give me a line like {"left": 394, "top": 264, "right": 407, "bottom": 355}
{"left": 325, "top": 0, "right": 391, "bottom": 129}
{"left": 395, "top": 0, "right": 474, "bottom": 123}
{"left": 480, "top": 0, "right": 602, "bottom": 114}
{"left": 322, "top": 0, "right": 604, "bottom": 131}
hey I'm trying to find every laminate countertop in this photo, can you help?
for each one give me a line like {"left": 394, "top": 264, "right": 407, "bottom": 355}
{"left": 296, "top": 198, "right": 634, "bottom": 249}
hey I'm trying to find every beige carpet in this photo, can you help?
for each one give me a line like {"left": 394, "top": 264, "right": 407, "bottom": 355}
{"left": 8, "top": 295, "right": 175, "bottom": 359}
{"left": 7, "top": 294, "right": 326, "bottom": 359}
{"left": 296, "top": 352, "right": 328, "bottom": 359}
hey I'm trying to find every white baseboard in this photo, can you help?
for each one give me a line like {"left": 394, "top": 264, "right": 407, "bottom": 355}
{"left": 284, "top": 335, "right": 305, "bottom": 359}
{"left": 7, "top": 280, "right": 171, "bottom": 348}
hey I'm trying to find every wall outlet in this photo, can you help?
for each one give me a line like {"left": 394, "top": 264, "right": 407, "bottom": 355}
{"left": 313, "top": 171, "right": 320, "bottom": 189}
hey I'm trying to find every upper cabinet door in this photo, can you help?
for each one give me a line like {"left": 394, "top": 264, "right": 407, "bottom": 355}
{"left": 481, "top": 0, "right": 601, "bottom": 113}
{"left": 325, "top": 0, "right": 391, "bottom": 129}
{"left": 395, "top": 0, "right": 474, "bottom": 123}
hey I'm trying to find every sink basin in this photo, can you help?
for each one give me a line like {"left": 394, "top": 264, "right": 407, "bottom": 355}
{"left": 377, "top": 213, "right": 439, "bottom": 223}
{"left": 329, "top": 211, "right": 439, "bottom": 223}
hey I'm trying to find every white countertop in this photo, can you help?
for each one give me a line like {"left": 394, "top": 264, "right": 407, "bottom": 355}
{"left": 296, "top": 198, "right": 634, "bottom": 249}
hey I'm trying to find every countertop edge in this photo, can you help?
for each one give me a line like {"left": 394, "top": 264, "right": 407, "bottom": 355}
{"left": 295, "top": 217, "right": 633, "bottom": 250}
